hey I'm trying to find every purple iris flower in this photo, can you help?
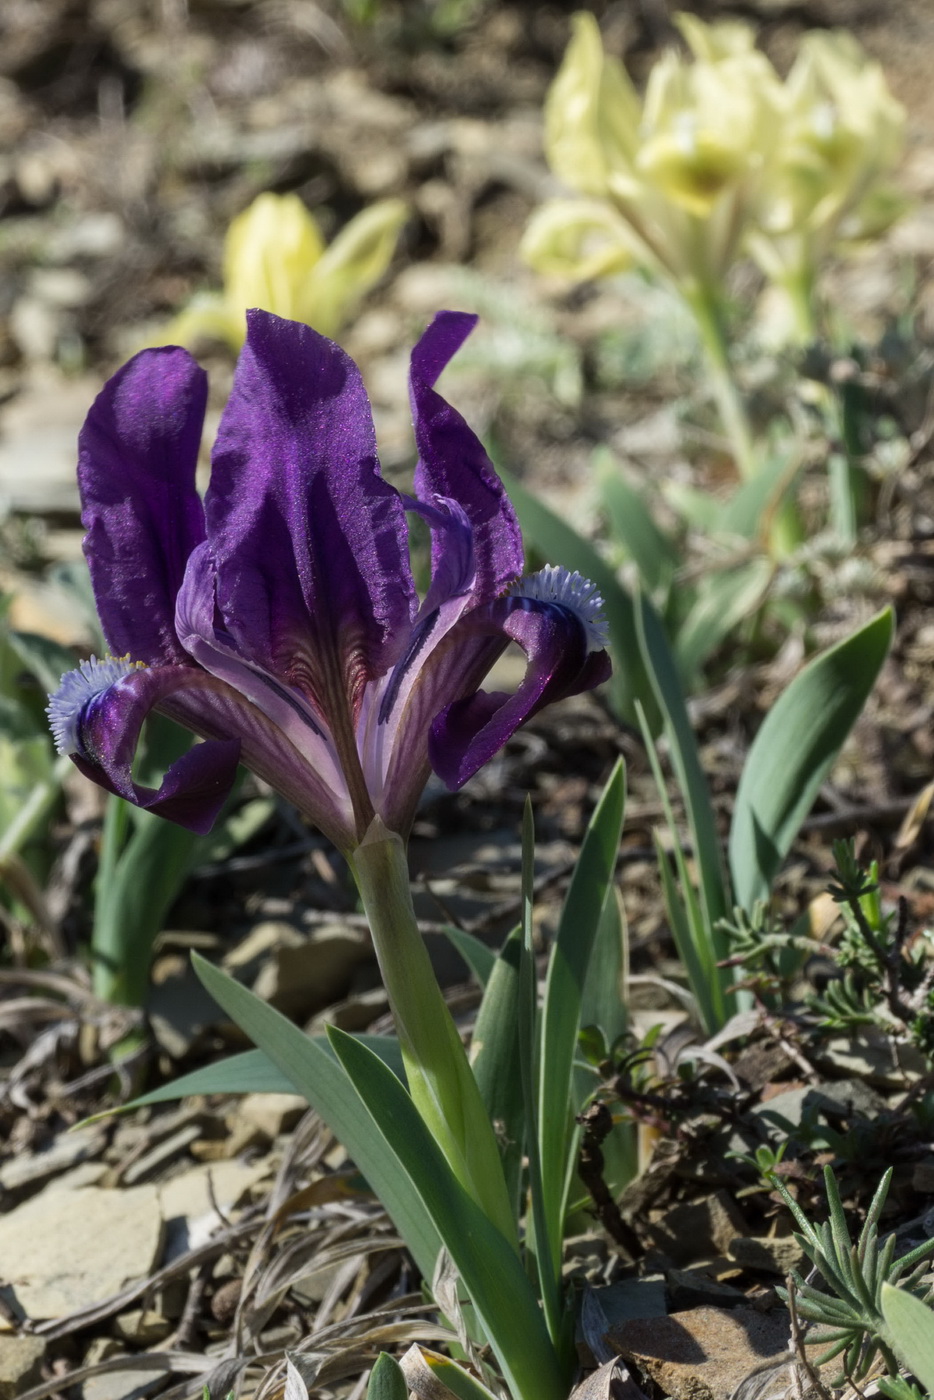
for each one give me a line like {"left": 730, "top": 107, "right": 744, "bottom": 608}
{"left": 48, "top": 310, "right": 610, "bottom": 854}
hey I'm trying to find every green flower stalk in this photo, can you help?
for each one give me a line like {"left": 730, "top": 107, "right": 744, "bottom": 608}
{"left": 350, "top": 821, "right": 517, "bottom": 1246}
{"left": 166, "top": 191, "right": 408, "bottom": 350}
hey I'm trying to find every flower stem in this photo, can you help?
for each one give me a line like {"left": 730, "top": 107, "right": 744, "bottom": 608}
{"left": 350, "top": 818, "right": 518, "bottom": 1250}
{"left": 778, "top": 262, "right": 818, "bottom": 346}
{"left": 687, "top": 284, "right": 758, "bottom": 479}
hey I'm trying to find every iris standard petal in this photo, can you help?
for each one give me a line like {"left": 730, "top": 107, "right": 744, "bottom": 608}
{"left": 206, "top": 310, "right": 416, "bottom": 724}
{"left": 409, "top": 309, "right": 477, "bottom": 388}
{"left": 377, "top": 623, "right": 506, "bottom": 834}
{"left": 427, "top": 593, "right": 611, "bottom": 791}
{"left": 410, "top": 312, "right": 523, "bottom": 606}
{"left": 404, "top": 495, "right": 475, "bottom": 617}
{"left": 78, "top": 347, "right": 208, "bottom": 665}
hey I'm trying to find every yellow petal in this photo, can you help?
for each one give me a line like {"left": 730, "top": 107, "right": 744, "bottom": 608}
{"left": 519, "top": 198, "right": 635, "bottom": 280}
{"left": 674, "top": 12, "right": 757, "bottom": 62}
{"left": 301, "top": 198, "right": 408, "bottom": 337}
{"left": 638, "top": 45, "right": 778, "bottom": 217}
{"left": 784, "top": 30, "right": 904, "bottom": 161}
{"left": 222, "top": 192, "right": 327, "bottom": 328}
{"left": 637, "top": 126, "right": 749, "bottom": 217}
{"left": 758, "top": 28, "right": 904, "bottom": 245}
{"left": 162, "top": 294, "right": 244, "bottom": 353}
{"left": 544, "top": 12, "right": 641, "bottom": 197}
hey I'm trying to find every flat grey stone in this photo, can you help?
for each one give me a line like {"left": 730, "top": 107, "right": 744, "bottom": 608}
{"left": 0, "top": 372, "right": 96, "bottom": 514}
{"left": 158, "top": 1159, "right": 272, "bottom": 1260}
{"left": 80, "top": 1340, "right": 165, "bottom": 1400}
{"left": 82, "top": 1363, "right": 163, "bottom": 1400}
{"left": 237, "top": 1092, "right": 308, "bottom": 1140}
{"left": 0, "top": 1334, "right": 46, "bottom": 1400}
{"left": 0, "top": 1125, "right": 103, "bottom": 1198}
{"left": 248, "top": 924, "right": 370, "bottom": 1019}
{"left": 813, "top": 1032, "right": 928, "bottom": 1090}
{"left": 752, "top": 1078, "right": 886, "bottom": 1136}
{"left": 728, "top": 1236, "right": 805, "bottom": 1276}
{"left": 42, "top": 1162, "right": 108, "bottom": 1194}
{"left": 112, "top": 1309, "right": 172, "bottom": 1346}
{"left": 646, "top": 1191, "right": 751, "bottom": 1265}
{"left": 0, "top": 1185, "right": 162, "bottom": 1320}
{"left": 611, "top": 1305, "right": 791, "bottom": 1400}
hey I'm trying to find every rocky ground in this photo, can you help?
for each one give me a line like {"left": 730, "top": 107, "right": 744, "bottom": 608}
{"left": 3, "top": 3, "right": 934, "bottom": 1400}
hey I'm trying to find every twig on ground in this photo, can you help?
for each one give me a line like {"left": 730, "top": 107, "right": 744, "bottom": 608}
{"left": 786, "top": 1273, "right": 835, "bottom": 1400}
{"left": 576, "top": 1101, "right": 642, "bottom": 1260}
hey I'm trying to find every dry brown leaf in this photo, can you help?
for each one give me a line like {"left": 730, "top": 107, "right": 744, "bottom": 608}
{"left": 569, "top": 1357, "right": 648, "bottom": 1400}
{"left": 895, "top": 779, "right": 934, "bottom": 850}
{"left": 807, "top": 891, "right": 840, "bottom": 942}
{"left": 401, "top": 1343, "right": 460, "bottom": 1400}
{"left": 285, "top": 1355, "right": 311, "bottom": 1400}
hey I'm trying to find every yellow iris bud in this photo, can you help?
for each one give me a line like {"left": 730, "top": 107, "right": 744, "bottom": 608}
{"left": 167, "top": 192, "right": 407, "bottom": 351}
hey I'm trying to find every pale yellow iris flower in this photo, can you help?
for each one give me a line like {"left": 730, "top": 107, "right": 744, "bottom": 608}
{"left": 522, "top": 12, "right": 782, "bottom": 298}
{"left": 523, "top": 13, "right": 904, "bottom": 346}
{"left": 748, "top": 30, "right": 905, "bottom": 337}
{"left": 167, "top": 192, "right": 408, "bottom": 351}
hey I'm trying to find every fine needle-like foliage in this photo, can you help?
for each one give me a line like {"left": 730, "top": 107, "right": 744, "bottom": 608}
{"left": 773, "top": 1165, "right": 934, "bottom": 1386}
